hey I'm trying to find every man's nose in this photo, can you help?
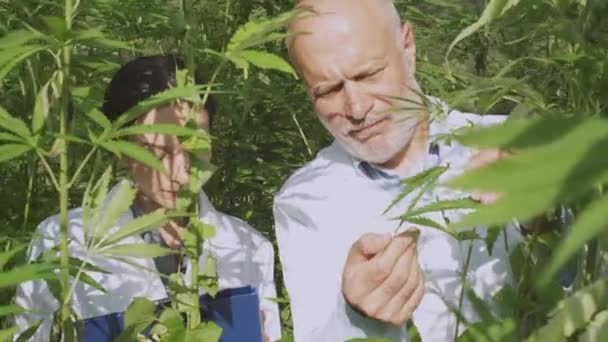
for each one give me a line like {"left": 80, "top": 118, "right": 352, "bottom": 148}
{"left": 343, "top": 82, "right": 373, "bottom": 121}
{"left": 170, "top": 152, "right": 190, "bottom": 186}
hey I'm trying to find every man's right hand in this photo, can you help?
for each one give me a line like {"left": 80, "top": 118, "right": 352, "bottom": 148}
{"left": 342, "top": 229, "right": 424, "bottom": 326}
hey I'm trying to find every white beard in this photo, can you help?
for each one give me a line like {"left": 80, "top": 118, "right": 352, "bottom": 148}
{"left": 321, "top": 108, "right": 424, "bottom": 164}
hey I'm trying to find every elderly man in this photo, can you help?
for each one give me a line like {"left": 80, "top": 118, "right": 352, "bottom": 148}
{"left": 273, "top": 1, "right": 518, "bottom": 341}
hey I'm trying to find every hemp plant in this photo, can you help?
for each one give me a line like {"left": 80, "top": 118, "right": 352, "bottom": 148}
{"left": 0, "top": 0, "right": 301, "bottom": 341}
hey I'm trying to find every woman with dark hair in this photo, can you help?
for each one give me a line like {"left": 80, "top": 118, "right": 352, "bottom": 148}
{"left": 15, "top": 55, "right": 281, "bottom": 341}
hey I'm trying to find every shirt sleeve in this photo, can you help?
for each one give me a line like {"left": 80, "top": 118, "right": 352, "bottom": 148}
{"left": 273, "top": 199, "right": 405, "bottom": 342}
{"left": 14, "top": 219, "right": 60, "bottom": 342}
{"left": 258, "top": 240, "right": 282, "bottom": 341}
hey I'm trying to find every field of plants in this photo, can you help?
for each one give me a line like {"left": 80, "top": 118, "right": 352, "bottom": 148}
{"left": 0, "top": 0, "right": 607, "bottom": 341}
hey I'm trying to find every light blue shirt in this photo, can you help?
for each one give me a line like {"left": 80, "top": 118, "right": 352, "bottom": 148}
{"left": 274, "top": 102, "right": 521, "bottom": 341}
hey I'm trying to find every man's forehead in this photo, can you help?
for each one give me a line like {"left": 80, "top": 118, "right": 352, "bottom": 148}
{"left": 288, "top": 0, "right": 400, "bottom": 64}
{"left": 291, "top": 0, "right": 399, "bottom": 31}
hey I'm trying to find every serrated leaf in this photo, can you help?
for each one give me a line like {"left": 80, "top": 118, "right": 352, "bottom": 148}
{"left": 70, "top": 269, "right": 107, "bottom": 294}
{"left": 454, "top": 116, "right": 608, "bottom": 150}
{"left": 42, "top": 17, "right": 68, "bottom": 40}
{"left": 529, "top": 279, "right": 608, "bottom": 341}
{"left": 199, "top": 257, "right": 219, "bottom": 297}
{"left": 91, "top": 180, "right": 136, "bottom": 240}
{"left": 158, "top": 308, "right": 184, "bottom": 331}
{"left": 447, "top": 0, "right": 521, "bottom": 56}
{"left": 71, "top": 28, "right": 131, "bottom": 50}
{"left": 117, "top": 297, "right": 156, "bottom": 342}
{"left": 0, "top": 243, "right": 28, "bottom": 270}
{"left": 176, "top": 189, "right": 194, "bottom": 212}
{"left": 0, "top": 106, "right": 32, "bottom": 140}
{"left": 32, "top": 82, "right": 51, "bottom": 134}
{"left": 384, "top": 166, "right": 448, "bottom": 214}
{"left": 182, "top": 134, "right": 212, "bottom": 155}
{"left": 203, "top": 256, "right": 217, "bottom": 278}
{"left": 405, "top": 199, "right": 480, "bottom": 218}
{"left": 457, "top": 230, "right": 480, "bottom": 240}
{"left": 457, "top": 318, "right": 517, "bottom": 342}
{"left": 0, "top": 305, "right": 26, "bottom": 318}
{"left": 464, "top": 286, "right": 496, "bottom": 323}
{"left": 83, "top": 107, "right": 112, "bottom": 130}
{"left": 450, "top": 140, "right": 608, "bottom": 193}
{"left": 113, "top": 85, "right": 205, "bottom": 128}
{"left": 189, "top": 158, "right": 216, "bottom": 192}
{"left": 227, "top": 10, "right": 302, "bottom": 52}
{"left": 0, "top": 144, "right": 33, "bottom": 163}
{"left": 114, "top": 124, "right": 202, "bottom": 138}
{"left": 83, "top": 166, "right": 113, "bottom": 239}
{"left": 166, "top": 323, "right": 222, "bottom": 342}
{"left": 0, "top": 327, "right": 17, "bottom": 341}
{"left": 0, "top": 45, "right": 45, "bottom": 82}
{"left": 15, "top": 320, "right": 42, "bottom": 342}
{"left": 99, "top": 243, "right": 178, "bottom": 259}
{"left": 232, "top": 50, "right": 296, "bottom": 77}
{"left": 400, "top": 216, "right": 447, "bottom": 232}
{"left": 0, "top": 29, "right": 42, "bottom": 49}
{"left": 0, "top": 262, "right": 59, "bottom": 288}
{"left": 539, "top": 194, "right": 608, "bottom": 287}
{"left": 67, "top": 257, "right": 110, "bottom": 275}
{"left": 101, "top": 140, "right": 166, "bottom": 175}
{"left": 485, "top": 226, "right": 501, "bottom": 256}
{"left": 191, "top": 220, "right": 216, "bottom": 240}
{"left": 578, "top": 310, "right": 608, "bottom": 342}
{"left": 100, "top": 209, "right": 169, "bottom": 247}
{"left": 0, "top": 132, "right": 22, "bottom": 143}
{"left": 450, "top": 119, "right": 608, "bottom": 228}
{"left": 225, "top": 53, "right": 250, "bottom": 78}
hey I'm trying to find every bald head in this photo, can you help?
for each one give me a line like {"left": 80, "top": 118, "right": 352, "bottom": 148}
{"left": 288, "top": 0, "right": 403, "bottom": 63}
{"left": 285, "top": 0, "right": 423, "bottom": 167}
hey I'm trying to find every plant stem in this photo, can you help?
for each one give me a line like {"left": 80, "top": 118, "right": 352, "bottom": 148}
{"left": 290, "top": 111, "right": 313, "bottom": 158}
{"left": 201, "top": 60, "right": 227, "bottom": 108}
{"left": 35, "top": 149, "right": 60, "bottom": 191}
{"left": 67, "top": 147, "right": 97, "bottom": 188}
{"left": 454, "top": 237, "right": 475, "bottom": 341}
{"left": 59, "top": 0, "right": 74, "bottom": 340}
{"left": 182, "top": 0, "right": 196, "bottom": 81}
{"left": 189, "top": 235, "right": 201, "bottom": 328}
{"left": 182, "top": 0, "right": 202, "bottom": 328}
{"left": 21, "top": 157, "right": 35, "bottom": 232}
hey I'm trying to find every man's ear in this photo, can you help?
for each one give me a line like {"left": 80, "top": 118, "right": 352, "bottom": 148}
{"left": 401, "top": 21, "right": 417, "bottom": 73}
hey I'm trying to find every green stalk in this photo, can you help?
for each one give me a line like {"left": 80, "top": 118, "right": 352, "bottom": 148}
{"left": 22, "top": 59, "right": 40, "bottom": 232}
{"left": 58, "top": 0, "right": 74, "bottom": 340}
{"left": 189, "top": 229, "right": 201, "bottom": 328}
{"left": 454, "top": 238, "right": 475, "bottom": 341}
{"left": 182, "top": 0, "right": 201, "bottom": 328}
{"left": 68, "top": 147, "right": 97, "bottom": 188}
{"left": 21, "top": 157, "right": 35, "bottom": 232}
{"left": 290, "top": 111, "right": 313, "bottom": 158}
{"left": 182, "top": 0, "right": 196, "bottom": 81}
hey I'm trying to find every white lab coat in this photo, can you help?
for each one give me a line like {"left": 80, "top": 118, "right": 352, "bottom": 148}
{"left": 15, "top": 187, "right": 281, "bottom": 341}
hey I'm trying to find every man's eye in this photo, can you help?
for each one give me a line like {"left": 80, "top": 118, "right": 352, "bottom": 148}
{"left": 317, "top": 85, "right": 341, "bottom": 98}
{"left": 357, "top": 67, "right": 385, "bottom": 81}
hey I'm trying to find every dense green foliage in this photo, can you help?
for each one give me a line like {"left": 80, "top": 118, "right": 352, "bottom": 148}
{"left": 0, "top": 0, "right": 607, "bottom": 341}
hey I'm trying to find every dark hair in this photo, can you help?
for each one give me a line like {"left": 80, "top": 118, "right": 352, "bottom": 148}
{"left": 101, "top": 54, "right": 217, "bottom": 129}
